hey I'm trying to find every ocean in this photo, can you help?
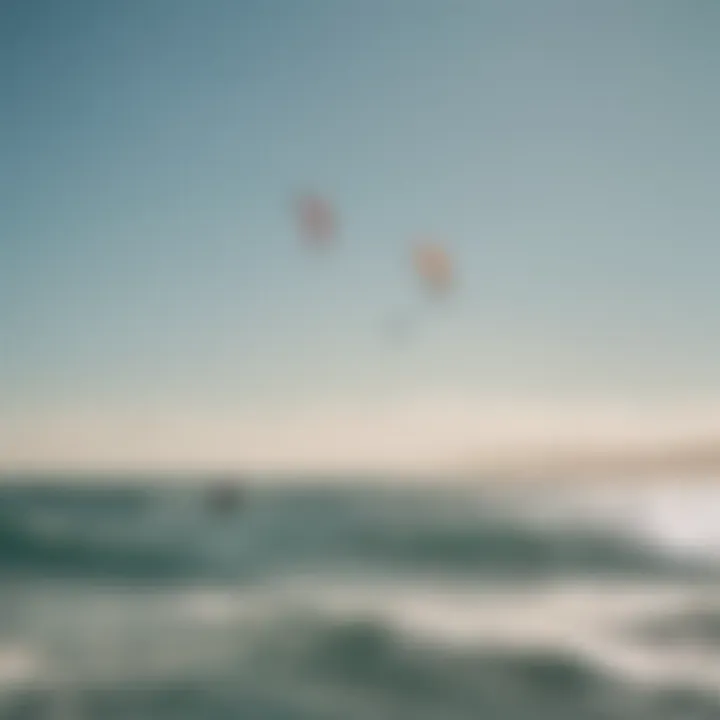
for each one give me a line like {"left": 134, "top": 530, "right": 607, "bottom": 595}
{"left": 1, "top": 477, "right": 720, "bottom": 719}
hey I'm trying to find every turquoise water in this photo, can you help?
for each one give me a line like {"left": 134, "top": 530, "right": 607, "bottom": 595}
{"left": 1, "top": 479, "right": 720, "bottom": 719}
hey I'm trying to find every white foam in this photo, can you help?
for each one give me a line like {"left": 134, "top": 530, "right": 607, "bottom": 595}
{"left": 9, "top": 575, "right": 720, "bottom": 696}
{"left": 175, "top": 589, "right": 251, "bottom": 625}
{"left": 253, "top": 575, "right": 720, "bottom": 695}
{"left": 0, "top": 645, "right": 41, "bottom": 686}
{"left": 506, "top": 482, "right": 720, "bottom": 562}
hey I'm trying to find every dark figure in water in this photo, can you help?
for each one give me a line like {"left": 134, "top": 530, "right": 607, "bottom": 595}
{"left": 206, "top": 483, "right": 244, "bottom": 516}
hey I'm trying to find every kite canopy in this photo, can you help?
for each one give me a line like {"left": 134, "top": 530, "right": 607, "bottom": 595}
{"left": 294, "top": 193, "right": 337, "bottom": 248}
{"left": 412, "top": 242, "right": 453, "bottom": 296}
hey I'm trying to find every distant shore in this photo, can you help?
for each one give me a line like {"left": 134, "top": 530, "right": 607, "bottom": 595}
{"left": 462, "top": 439, "right": 720, "bottom": 485}
{"left": 1, "top": 439, "right": 720, "bottom": 487}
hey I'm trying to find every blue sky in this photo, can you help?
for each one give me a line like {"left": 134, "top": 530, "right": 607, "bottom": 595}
{"left": 2, "top": 1, "right": 720, "bottom": 470}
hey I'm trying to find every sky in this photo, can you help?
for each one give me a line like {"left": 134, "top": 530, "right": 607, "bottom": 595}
{"left": 2, "top": 0, "right": 720, "bottom": 472}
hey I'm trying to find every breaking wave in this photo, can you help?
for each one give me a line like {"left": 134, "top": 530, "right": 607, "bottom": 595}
{"left": 3, "top": 479, "right": 720, "bottom": 718}
{"left": 0, "top": 483, "right": 711, "bottom": 582}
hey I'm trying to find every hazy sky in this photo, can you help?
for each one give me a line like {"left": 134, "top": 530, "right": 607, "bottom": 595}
{"left": 3, "top": 1, "right": 720, "bottom": 471}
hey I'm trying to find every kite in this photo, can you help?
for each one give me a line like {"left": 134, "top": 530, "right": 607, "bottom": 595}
{"left": 294, "top": 193, "right": 337, "bottom": 249}
{"left": 412, "top": 241, "right": 453, "bottom": 297}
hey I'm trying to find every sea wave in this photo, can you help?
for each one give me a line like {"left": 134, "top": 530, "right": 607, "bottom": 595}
{"left": 0, "top": 511, "right": 195, "bottom": 581}
{"left": 4, "top": 580, "right": 720, "bottom": 719}
{"left": 0, "top": 483, "right": 711, "bottom": 583}
{"left": 4, "top": 481, "right": 720, "bottom": 718}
